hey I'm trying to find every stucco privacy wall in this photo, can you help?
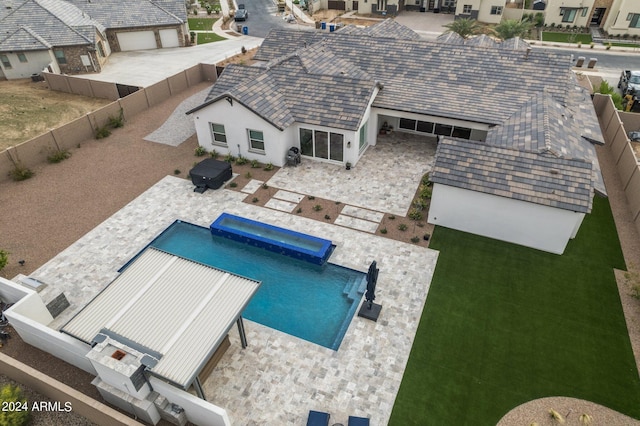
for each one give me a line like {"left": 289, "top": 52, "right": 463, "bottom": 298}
{"left": 0, "top": 64, "right": 216, "bottom": 184}
{"left": 427, "top": 183, "right": 585, "bottom": 254}
{"left": 593, "top": 93, "right": 640, "bottom": 236}
{"left": 0, "top": 353, "right": 144, "bottom": 426}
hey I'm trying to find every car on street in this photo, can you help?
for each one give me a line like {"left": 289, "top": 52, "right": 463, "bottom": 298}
{"left": 235, "top": 4, "right": 248, "bottom": 21}
{"left": 619, "top": 70, "right": 640, "bottom": 96}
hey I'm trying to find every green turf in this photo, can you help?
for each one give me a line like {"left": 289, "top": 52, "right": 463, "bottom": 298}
{"left": 389, "top": 196, "right": 640, "bottom": 425}
{"left": 196, "top": 32, "right": 226, "bottom": 44}
{"left": 188, "top": 18, "right": 218, "bottom": 31}
{"left": 542, "top": 32, "right": 593, "bottom": 44}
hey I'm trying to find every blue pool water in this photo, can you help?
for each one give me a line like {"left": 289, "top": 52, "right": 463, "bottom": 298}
{"left": 147, "top": 220, "right": 366, "bottom": 350}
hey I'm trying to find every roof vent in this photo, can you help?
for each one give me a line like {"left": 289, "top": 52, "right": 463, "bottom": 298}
{"left": 525, "top": 47, "right": 532, "bottom": 59}
{"left": 549, "top": 169, "right": 559, "bottom": 175}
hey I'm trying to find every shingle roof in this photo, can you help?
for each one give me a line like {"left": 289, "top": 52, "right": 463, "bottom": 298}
{"left": 431, "top": 138, "right": 594, "bottom": 213}
{"left": 464, "top": 34, "right": 499, "bottom": 48}
{"left": 68, "top": 0, "right": 186, "bottom": 28}
{"left": 255, "top": 29, "right": 572, "bottom": 125}
{"left": 337, "top": 18, "right": 421, "bottom": 40}
{"left": 0, "top": 0, "right": 100, "bottom": 49}
{"left": 0, "top": 26, "right": 51, "bottom": 51}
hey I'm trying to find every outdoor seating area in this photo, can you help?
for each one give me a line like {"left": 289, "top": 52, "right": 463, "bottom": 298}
{"left": 306, "top": 410, "right": 370, "bottom": 426}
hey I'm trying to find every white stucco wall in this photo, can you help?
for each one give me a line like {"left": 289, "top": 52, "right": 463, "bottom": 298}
{"left": 0, "top": 50, "right": 55, "bottom": 79}
{"left": 603, "top": 0, "right": 640, "bottom": 36}
{"left": 477, "top": 1, "right": 507, "bottom": 24}
{"left": 192, "top": 100, "right": 291, "bottom": 166}
{"left": 545, "top": 0, "right": 593, "bottom": 27}
{"left": 427, "top": 184, "right": 586, "bottom": 254}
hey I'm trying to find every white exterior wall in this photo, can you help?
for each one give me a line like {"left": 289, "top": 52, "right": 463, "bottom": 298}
{"left": 545, "top": 0, "right": 594, "bottom": 27}
{"left": 427, "top": 184, "right": 586, "bottom": 255}
{"left": 0, "top": 277, "right": 96, "bottom": 374}
{"left": 0, "top": 50, "right": 56, "bottom": 79}
{"left": 150, "top": 377, "right": 231, "bottom": 426}
{"left": 477, "top": 1, "right": 507, "bottom": 24}
{"left": 603, "top": 0, "right": 640, "bottom": 36}
{"left": 193, "top": 100, "right": 291, "bottom": 166}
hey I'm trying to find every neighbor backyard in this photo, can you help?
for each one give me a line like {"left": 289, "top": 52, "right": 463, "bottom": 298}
{"left": 390, "top": 196, "right": 640, "bottom": 424}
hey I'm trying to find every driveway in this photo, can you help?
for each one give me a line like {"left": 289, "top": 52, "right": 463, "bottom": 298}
{"left": 395, "top": 10, "right": 454, "bottom": 40}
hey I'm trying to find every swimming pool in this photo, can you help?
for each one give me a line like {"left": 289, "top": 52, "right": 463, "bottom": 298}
{"left": 145, "top": 220, "right": 366, "bottom": 350}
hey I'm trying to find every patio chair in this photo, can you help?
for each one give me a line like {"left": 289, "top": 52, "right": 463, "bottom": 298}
{"left": 348, "top": 416, "right": 370, "bottom": 426}
{"left": 306, "top": 410, "right": 330, "bottom": 426}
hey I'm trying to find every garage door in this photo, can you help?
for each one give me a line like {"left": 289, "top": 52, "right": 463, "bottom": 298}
{"left": 116, "top": 31, "right": 157, "bottom": 51}
{"left": 159, "top": 29, "right": 180, "bottom": 48}
{"left": 328, "top": 0, "right": 346, "bottom": 9}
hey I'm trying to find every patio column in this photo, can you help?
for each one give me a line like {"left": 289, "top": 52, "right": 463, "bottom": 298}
{"left": 237, "top": 316, "right": 247, "bottom": 348}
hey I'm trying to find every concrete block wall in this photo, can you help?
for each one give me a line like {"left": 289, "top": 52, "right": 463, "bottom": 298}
{"left": 593, "top": 93, "right": 640, "bottom": 237}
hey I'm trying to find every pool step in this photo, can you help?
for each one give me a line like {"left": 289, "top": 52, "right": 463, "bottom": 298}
{"left": 343, "top": 276, "right": 367, "bottom": 301}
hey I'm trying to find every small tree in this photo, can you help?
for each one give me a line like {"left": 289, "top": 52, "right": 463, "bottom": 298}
{"left": 493, "top": 19, "right": 533, "bottom": 40}
{"left": 0, "top": 385, "right": 30, "bottom": 426}
{"left": 443, "top": 18, "right": 482, "bottom": 39}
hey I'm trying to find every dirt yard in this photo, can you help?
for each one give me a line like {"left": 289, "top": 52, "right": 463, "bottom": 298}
{"left": 0, "top": 79, "right": 111, "bottom": 150}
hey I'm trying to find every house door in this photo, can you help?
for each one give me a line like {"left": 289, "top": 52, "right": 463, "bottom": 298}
{"left": 352, "top": 0, "right": 358, "bottom": 10}
{"left": 377, "top": 0, "right": 386, "bottom": 11}
{"left": 427, "top": 0, "right": 435, "bottom": 10}
{"left": 590, "top": 8, "right": 606, "bottom": 26}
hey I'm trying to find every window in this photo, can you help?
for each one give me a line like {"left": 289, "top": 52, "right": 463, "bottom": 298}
{"left": 416, "top": 121, "right": 434, "bottom": 133}
{"left": 631, "top": 14, "right": 640, "bottom": 28}
{"left": 399, "top": 118, "right": 416, "bottom": 130}
{"left": 17, "top": 53, "right": 27, "bottom": 63}
{"left": 209, "top": 123, "right": 227, "bottom": 146}
{"left": 561, "top": 8, "right": 577, "bottom": 23}
{"left": 490, "top": 5, "right": 502, "bottom": 15}
{"left": 248, "top": 129, "right": 264, "bottom": 152}
{"left": 0, "top": 54, "right": 11, "bottom": 69}
{"left": 581, "top": 7, "right": 587, "bottom": 17}
{"left": 300, "top": 128, "right": 313, "bottom": 156}
{"left": 434, "top": 123, "right": 453, "bottom": 136}
{"left": 314, "top": 130, "right": 328, "bottom": 159}
{"left": 329, "top": 133, "right": 344, "bottom": 162}
{"left": 463, "top": 4, "right": 472, "bottom": 14}
{"left": 54, "top": 49, "right": 67, "bottom": 65}
{"left": 452, "top": 127, "right": 472, "bottom": 139}
{"left": 96, "top": 42, "right": 105, "bottom": 58}
{"left": 359, "top": 120, "right": 368, "bottom": 152}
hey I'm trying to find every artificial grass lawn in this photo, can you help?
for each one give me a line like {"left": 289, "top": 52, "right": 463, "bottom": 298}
{"left": 389, "top": 196, "right": 640, "bottom": 425}
{"left": 187, "top": 18, "right": 218, "bottom": 31}
{"left": 542, "top": 32, "right": 593, "bottom": 44}
{"left": 196, "top": 32, "right": 226, "bottom": 44}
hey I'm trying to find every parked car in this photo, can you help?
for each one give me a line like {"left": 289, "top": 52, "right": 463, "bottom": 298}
{"left": 235, "top": 4, "right": 248, "bottom": 21}
{"left": 618, "top": 70, "right": 640, "bottom": 96}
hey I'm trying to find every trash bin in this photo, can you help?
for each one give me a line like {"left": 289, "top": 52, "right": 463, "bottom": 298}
{"left": 420, "top": 7, "right": 425, "bottom": 12}
{"left": 315, "top": 21, "right": 321, "bottom": 29}
{"left": 329, "top": 24, "right": 335, "bottom": 32}
{"left": 242, "top": 26, "right": 248, "bottom": 35}
{"left": 321, "top": 21, "right": 326, "bottom": 30}
{"left": 236, "top": 24, "right": 242, "bottom": 32}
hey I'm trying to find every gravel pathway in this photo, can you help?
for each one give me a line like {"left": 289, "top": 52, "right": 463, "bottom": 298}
{"left": 143, "top": 86, "right": 211, "bottom": 146}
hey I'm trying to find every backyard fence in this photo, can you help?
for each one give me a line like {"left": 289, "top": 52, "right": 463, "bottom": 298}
{"left": 593, "top": 93, "right": 640, "bottom": 238}
{"left": 0, "top": 63, "right": 217, "bottom": 184}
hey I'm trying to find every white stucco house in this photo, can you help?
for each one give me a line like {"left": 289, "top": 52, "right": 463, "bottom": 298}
{"left": 188, "top": 20, "right": 605, "bottom": 255}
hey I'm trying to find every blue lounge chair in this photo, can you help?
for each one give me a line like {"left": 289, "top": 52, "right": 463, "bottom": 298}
{"left": 348, "top": 415, "right": 370, "bottom": 426}
{"left": 306, "top": 410, "right": 330, "bottom": 426}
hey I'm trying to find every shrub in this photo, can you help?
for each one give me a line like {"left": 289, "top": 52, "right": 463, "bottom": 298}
{"left": 408, "top": 208, "right": 423, "bottom": 221}
{"left": 9, "top": 165, "right": 34, "bottom": 181}
{"left": 308, "top": 195, "right": 315, "bottom": 200}
{"left": 261, "top": 183, "right": 268, "bottom": 189}
{"left": 173, "top": 169, "right": 181, "bottom": 175}
{"left": 47, "top": 150, "right": 71, "bottom": 164}
{"left": 388, "top": 214, "right": 396, "bottom": 220}
{"left": 420, "top": 186, "right": 433, "bottom": 199}
{"left": 0, "top": 249, "right": 8, "bottom": 272}
{"left": 413, "top": 198, "right": 427, "bottom": 210}
{"left": 324, "top": 214, "right": 331, "bottom": 220}
{"left": 195, "top": 146, "right": 207, "bottom": 156}
{"left": 210, "top": 150, "right": 219, "bottom": 159}
{"left": 229, "top": 182, "right": 238, "bottom": 188}
{"left": 296, "top": 207, "right": 302, "bottom": 214}
{"left": 108, "top": 113, "right": 124, "bottom": 128}
{"left": 313, "top": 204, "right": 322, "bottom": 211}
{"left": 263, "top": 162, "right": 274, "bottom": 171}
{"left": 421, "top": 173, "right": 431, "bottom": 186}
{"left": 380, "top": 227, "right": 387, "bottom": 234}
{"left": 250, "top": 159, "right": 260, "bottom": 168}
{"left": 244, "top": 172, "right": 252, "bottom": 179}
{"left": 0, "top": 384, "right": 30, "bottom": 426}
{"left": 398, "top": 223, "right": 408, "bottom": 231}
{"left": 95, "top": 126, "right": 111, "bottom": 139}
{"left": 241, "top": 46, "right": 247, "bottom": 54}
{"left": 235, "top": 156, "right": 248, "bottom": 165}
{"left": 252, "top": 197, "right": 259, "bottom": 203}
{"left": 411, "top": 236, "right": 420, "bottom": 243}
{"left": 224, "top": 153, "right": 236, "bottom": 163}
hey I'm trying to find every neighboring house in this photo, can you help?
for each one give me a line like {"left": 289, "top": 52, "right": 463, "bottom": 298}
{"left": 455, "top": 0, "right": 507, "bottom": 24}
{"left": 544, "top": 0, "right": 594, "bottom": 28}
{"left": 602, "top": 0, "right": 640, "bottom": 36}
{"left": 188, "top": 20, "right": 605, "bottom": 254}
{"left": 0, "top": 0, "right": 187, "bottom": 80}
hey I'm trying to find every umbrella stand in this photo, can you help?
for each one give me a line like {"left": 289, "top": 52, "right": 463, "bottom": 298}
{"left": 358, "top": 260, "right": 382, "bottom": 321}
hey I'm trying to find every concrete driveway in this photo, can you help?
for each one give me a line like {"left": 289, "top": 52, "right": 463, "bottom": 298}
{"left": 395, "top": 10, "right": 454, "bottom": 40}
{"left": 80, "top": 37, "right": 262, "bottom": 87}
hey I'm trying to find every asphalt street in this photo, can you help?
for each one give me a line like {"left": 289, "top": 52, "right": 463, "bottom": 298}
{"left": 233, "top": 0, "right": 313, "bottom": 38}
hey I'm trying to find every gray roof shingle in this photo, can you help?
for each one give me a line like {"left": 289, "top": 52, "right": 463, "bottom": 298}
{"left": 431, "top": 138, "right": 594, "bottom": 213}
{"left": 0, "top": 0, "right": 99, "bottom": 49}
{"left": 68, "top": 0, "right": 185, "bottom": 28}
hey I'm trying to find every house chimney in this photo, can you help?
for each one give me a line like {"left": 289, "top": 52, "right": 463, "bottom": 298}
{"left": 525, "top": 47, "right": 532, "bottom": 59}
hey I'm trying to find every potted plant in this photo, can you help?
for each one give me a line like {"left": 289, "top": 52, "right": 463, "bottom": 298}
{"left": 345, "top": 162, "right": 352, "bottom": 170}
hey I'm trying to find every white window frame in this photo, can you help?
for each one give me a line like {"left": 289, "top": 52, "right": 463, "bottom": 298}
{"left": 17, "top": 53, "right": 27, "bottom": 63}
{"left": 209, "top": 123, "right": 228, "bottom": 146}
{"left": 490, "top": 5, "right": 502, "bottom": 15}
{"left": 248, "top": 129, "right": 265, "bottom": 153}
{"left": 0, "top": 54, "right": 11, "bottom": 69}
{"left": 462, "top": 4, "right": 472, "bottom": 14}
{"left": 54, "top": 49, "right": 67, "bottom": 65}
